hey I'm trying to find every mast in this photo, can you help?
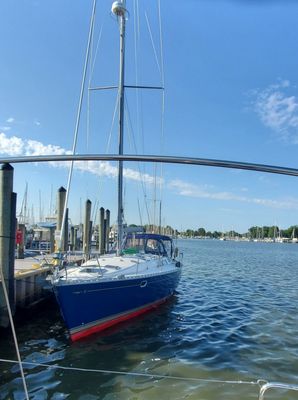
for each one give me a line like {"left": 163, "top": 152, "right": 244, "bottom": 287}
{"left": 112, "top": 1, "right": 127, "bottom": 255}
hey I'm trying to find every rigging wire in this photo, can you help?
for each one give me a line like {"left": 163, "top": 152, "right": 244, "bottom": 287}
{"left": 137, "top": 197, "right": 143, "bottom": 226}
{"left": 133, "top": 0, "right": 148, "bottom": 226}
{"left": 124, "top": 95, "right": 151, "bottom": 225}
{"left": 132, "top": 0, "right": 152, "bottom": 227}
{"left": 143, "top": 3, "right": 166, "bottom": 231}
{"left": 92, "top": 90, "right": 119, "bottom": 222}
{"left": 157, "top": 0, "right": 165, "bottom": 233}
{"left": 86, "top": 12, "right": 95, "bottom": 151}
{"left": 105, "top": 92, "right": 120, "bottom": 154}
{"left": 144, "top": 11, "right": 161, "bottom": 76}
{"left": 59, "top": 0, "right": 97, "bottom": 250}
{"left": 144, "top": 8, "right": 159, "bottom": 229}
{"left": 90, "top": 24, "right": 104, "bottom": 79}
{"left": 87, "top": 21, "right": 104, "bottom": 150}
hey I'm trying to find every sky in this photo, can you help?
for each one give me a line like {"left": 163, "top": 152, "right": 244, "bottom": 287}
{"left": 1, "top": 0, "right": 298, "bottom": 233}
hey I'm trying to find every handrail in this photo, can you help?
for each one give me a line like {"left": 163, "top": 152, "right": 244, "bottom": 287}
{"left": 1, "top": 153, "right": 298, "bottom": 177}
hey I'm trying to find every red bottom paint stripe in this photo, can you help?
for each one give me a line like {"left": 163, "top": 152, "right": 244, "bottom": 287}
{"left": 70, "top": 297, "right": 169, "bottom": 341}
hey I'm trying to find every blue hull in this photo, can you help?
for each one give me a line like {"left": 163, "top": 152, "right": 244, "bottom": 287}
{"left": 54, "top": 268, "right": 181, "bottom": 340}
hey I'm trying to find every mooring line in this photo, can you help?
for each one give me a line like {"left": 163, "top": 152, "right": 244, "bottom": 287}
{"left": 0, "top": 298, "right": 29, "bottom": 400}
{"left": 0, "top": 357, "right": 259, "bottom": 386}
{"left": 3, "top": 358, "right": 298, "bottom": 399}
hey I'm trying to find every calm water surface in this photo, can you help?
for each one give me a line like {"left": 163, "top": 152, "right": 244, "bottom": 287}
{"left": 1, "top": 240, "right": 298, "bottom": 399}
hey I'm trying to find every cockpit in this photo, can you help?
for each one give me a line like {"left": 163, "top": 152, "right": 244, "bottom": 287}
{"left": 124, "top": 233, "right": 173, "bottom": 257}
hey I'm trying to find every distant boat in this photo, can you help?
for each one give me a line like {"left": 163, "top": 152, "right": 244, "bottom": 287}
{"left": 51, "top": 1, "right": 182, "bottom": 341}
{"left": 291, "top": 227, "right": 298, "bottom": 243}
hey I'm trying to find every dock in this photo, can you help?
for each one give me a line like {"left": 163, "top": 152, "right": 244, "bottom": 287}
{"left": 14, "top": 255, "right": 52, "bottom": 309}
{"left": 0, "top": 163, "right": 111, "bottom": 329}
{"left": 0, "top": 252, "right": 87, "bottom": 328}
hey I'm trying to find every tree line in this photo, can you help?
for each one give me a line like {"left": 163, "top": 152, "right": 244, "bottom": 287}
{"left": 247, "top": 225, "right": 298, "bottom": 239}
{"left": 180, "top": 225, "right": 298, "bottom": 239}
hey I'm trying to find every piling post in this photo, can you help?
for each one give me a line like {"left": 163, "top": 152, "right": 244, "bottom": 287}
{"left": 79, "top": 223, "right": 83, "bottom": 251}
{"left": 56, "top": 186, "right": 66, "bottom": 251}
{"left": 105, "top": 209, "right": 110, "bottom": 253}
{"left": 63, "top": 208, "right": 69, "bottom": 252}
{"left": 89, "top": 221, "right": 93, "bottom": 251}
{"left": 99, "top": 207, "right": 105, "bottom": 255}
{"left": 74, "top": 227, "right": 78, "bottom": 250}
{"left": 56, "top": 187, "right": 66, "bottom": 230}
{"left": 49, "top": 227, "right": 55, "bottom": 253}
{"left": 70, "top": 226, "right": 75, "bottom": 251}
{"left": 9, "top": 193, "right": 17, "bottom": 310}
{"left": 0, "top": 163, "right": 16, "bottom": 327}
{"left": 83, "top": 200, "right": 92, "bottom": 256}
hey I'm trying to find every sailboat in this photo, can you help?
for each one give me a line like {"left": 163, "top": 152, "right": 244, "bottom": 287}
{"left": 51, "top": 1, "right": 182, "bottom": 341}
{"left": 291, "top": 227, "right": 298, "bottom": 243}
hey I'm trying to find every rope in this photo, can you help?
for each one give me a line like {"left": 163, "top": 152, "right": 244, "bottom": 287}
{"left": 259, "top": 381, "right": 298, "bottom": 400}
{"left": 2, "top": 358, "right": 298, "bottom": 398}
{"left": 0, "top": 280, "right": 29, "bottom": 399}
{"left": 0, "top": 357, "right": 260, "bottom": 386}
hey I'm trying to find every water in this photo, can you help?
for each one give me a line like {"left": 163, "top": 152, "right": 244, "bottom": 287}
{"left": 1, "top": 239, "right": 298, "bottom": 399}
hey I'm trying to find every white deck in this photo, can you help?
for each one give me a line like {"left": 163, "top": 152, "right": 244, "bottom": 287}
{"left": 54, "top": 253, "right": 177, "bottom": 284}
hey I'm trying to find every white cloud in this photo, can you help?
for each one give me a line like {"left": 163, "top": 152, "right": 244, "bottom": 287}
{"left": 0, "top": 132, "right": 296, "bottom": 210}
{"left": 168, "top": 179, "right": 298, "bottom": 210}
{"left": 34, "top": 119, "right": 41, "bottom": 126}
{"left": 6, "top": 117, "right": 14, "bottom": 123}
{"left": 252, "top": 80, "right": 298, "bottom": 143}
{"left": 0, "top": 133, "right": 25, "bottom": 156}
{"left": 0, "top": 126, "right": 11, "bottom": 132}
{"left": 0, "top": 132, "right": 160, "bottom": 185}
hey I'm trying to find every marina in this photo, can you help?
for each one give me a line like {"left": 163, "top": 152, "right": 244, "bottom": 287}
{"left": 1, "top": 0, "right": 298, "bottom": 398}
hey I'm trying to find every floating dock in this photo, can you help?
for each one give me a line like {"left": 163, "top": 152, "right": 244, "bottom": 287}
{"left": 0, "top": 255, "right": 52, "bottom": 328}
{"left": 14, "top": 256, "right": 52, "bottom": 309}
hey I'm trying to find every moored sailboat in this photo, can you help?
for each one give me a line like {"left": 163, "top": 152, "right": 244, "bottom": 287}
{"left": 51, "top": 0, "right": 182, "bottom": 341}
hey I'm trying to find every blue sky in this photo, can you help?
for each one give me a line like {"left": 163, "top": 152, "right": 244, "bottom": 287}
{"left": 1, "top": 0, "right": 298, "bottom": 233}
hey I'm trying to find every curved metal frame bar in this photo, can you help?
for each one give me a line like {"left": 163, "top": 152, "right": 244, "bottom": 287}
{"left": 0, "top": 154, "right": 298, "bottom": 177}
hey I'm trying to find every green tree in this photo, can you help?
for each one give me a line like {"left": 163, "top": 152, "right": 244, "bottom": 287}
{"left": 197, "top": 227, "right": 206, "bottom": 237}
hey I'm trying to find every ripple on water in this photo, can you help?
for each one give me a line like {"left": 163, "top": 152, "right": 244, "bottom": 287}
{"left": 1, "top": 240, "right": 298, "bottom": 399}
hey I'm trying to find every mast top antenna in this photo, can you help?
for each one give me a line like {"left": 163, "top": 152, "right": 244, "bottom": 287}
{"left": 111, "top": 1, "right": 126, "bottom": 17}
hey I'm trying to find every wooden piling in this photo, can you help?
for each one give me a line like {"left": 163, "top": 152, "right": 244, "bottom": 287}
{"left": 70, "top": 226, "right": 75, "bottom": 251}
{"left": 99, "top": 207, "right": 105, "bottom": 255}
{"left": 63, "top": 207, "right": 69, "bottom": 252}
{"left": 0, "top": 163, "right": 16, "bottom": 327}
{"left": 74, "top": 227, "right": 78, "bottom": 250}
{"left": 56, "top": 186, "right": 66, "bottom": 251}
{"left": 49, "top": 227, "right": 55, "bottom": 253}
{"left": 105, "top": 209, "right": 110, "bottom": 253}
{"left": 83, "top": 199, "right": 92, "bottom": 255}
